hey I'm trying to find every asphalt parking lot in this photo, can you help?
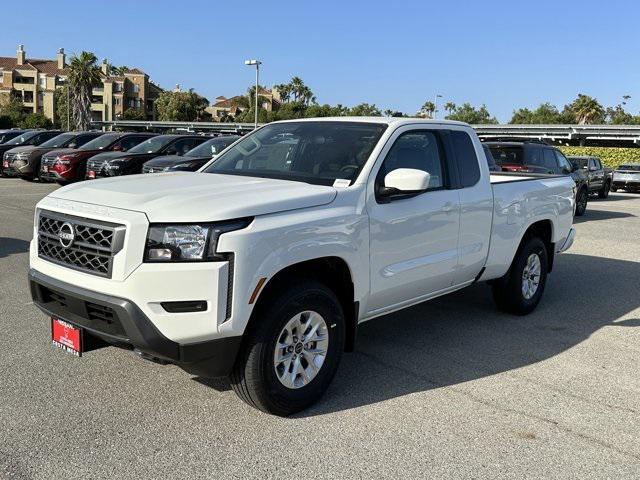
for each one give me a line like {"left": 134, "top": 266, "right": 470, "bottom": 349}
{"left": 1, "top": 178, "right": 639, "bottom": 479}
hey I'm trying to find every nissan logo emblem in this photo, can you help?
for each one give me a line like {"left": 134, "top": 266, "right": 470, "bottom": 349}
{"left": 58, "top": 222, "right": 75, "bottom": 248}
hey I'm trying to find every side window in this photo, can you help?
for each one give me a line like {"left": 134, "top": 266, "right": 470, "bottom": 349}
{"left": 527, "top": 146, "right": 543, "bottom": 167}
{"left": 554, "top": 150, "right": 572, "bottom": 174}
{"left": 172, "top": 138, "right": 205, "bottom": 155}
{"left": 74, "top": 134, "right": 97, "bottom": 148}
{"left": 378, "top": 131, "right": 446, "bottom": 191}
{"left": 543, "top": 149, "right": 559, "bottom": 172}
{"left": 120, "top": 136, "right": 146, "bottom": 151}
{"left": 32, "top": 132, "right": 57, "bottom": 144}
{"left": 451, "top": 131, "right": 480, "bottom": 187}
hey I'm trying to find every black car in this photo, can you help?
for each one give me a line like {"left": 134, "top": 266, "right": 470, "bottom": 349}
{"left": 142, "top": 135, "right": 241, "bottom": 173}
{"left": 485, "top": 140, "right": 590, "bottom": 216}
{"left": 0, "top": 129, "right": 27, "bottom": 145}
{"left": 1, "top": 130, "right": 62, "bottom": 177}
{"left": 86, "top": 135, "right": 208, "bottom": 179}
{"left": 567, "top": 156, "right": 613, "bottom": 199}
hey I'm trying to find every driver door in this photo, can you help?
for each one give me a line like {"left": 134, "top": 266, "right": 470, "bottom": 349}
{"left": 366, "top": 127, "right": 461, "bottom": 315}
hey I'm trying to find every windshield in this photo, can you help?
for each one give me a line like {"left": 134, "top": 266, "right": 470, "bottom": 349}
{"left": 204, "top": 122, "right": 387, "bottom": 185}
{"left": 5, "top": 131, "right": 38, "bottom": 145}
{"left": 570, "top": 157, "right": 589, "bottom": 168}
{"left": 80, "top": 133, "right": 120, "bottom": 151}
{"left": 488, "top": 146, "right": 524, "bottom": 165}
{"left": 187, "top": 136, "right": 239, "bottom": 157}
{"left": 40, "top": 132, "right": 75, "bottom": 148}
{"left": 617, "top": 164, "right": 640, "bottom": 171}
{"left": 128, "top": 136, "right": 175, "bottom": 154}
{"left": 0, "top": 131, "right": 22, "bottom": 144}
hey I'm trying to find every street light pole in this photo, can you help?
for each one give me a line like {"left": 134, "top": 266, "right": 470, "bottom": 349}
{"left": 244, "top": 59, "right": 262, "bottom": 129}
{"left": 434, "top": 93, "right": 443, "bottom": 119}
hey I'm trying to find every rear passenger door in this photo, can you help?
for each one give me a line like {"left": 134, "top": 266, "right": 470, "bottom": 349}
{"left": 443, "top": 130, "right": 493, "bottom": 286}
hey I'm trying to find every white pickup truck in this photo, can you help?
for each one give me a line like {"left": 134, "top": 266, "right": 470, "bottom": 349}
{"left": 29, "top": 118, "right": 575, "bottom": 415}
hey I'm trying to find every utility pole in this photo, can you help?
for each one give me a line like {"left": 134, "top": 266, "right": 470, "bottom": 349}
{"left": 244, "top": 59, "right": 262, "bottom": 129}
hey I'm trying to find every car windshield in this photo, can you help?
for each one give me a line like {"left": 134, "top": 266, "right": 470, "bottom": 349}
{"left": 570, "top": 158, "right": 589, "bottom": 168}
{"left": 0, "top": 131, "right": 22, "bottom": 144}
{"left": 40, "top": 132, "right": 76, "bottom": 148}
{"left": 4, "top": 131, "right": 38, "bottom": 145}
{"left": 203, "top": 122, "right": 387, "bottom": 185}
{"left": 79, "top": 133, "right": 120, "bottom": 151}
{"left": 618, "top": 164, "right": 640, "bottom": 171}
{"left": 128, "top": 136, "right": 175, "bottom": 154}
{"left": 187, "top": 137, "right": 239, "bottom": 157}
{"left": 487, "top": 146, "right": 524, "bottom": 165}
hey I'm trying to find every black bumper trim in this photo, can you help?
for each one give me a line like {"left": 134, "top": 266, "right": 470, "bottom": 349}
{"left": 29, "top": 269, "right": 241, "bottom": 377}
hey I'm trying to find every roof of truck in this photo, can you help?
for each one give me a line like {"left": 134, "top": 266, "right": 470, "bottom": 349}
{"left": 275, "top": 116, "right": 470, "bottom": 127}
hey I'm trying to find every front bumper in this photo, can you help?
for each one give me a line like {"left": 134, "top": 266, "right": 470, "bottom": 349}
{"left": 612, "top": 179, "right": 640, "bottom": 189}
{"left": 556, "top": 227, "right": 576, "bottom": 253}
{"left": 29, "top": 269, "right": 241, "bottom": 377}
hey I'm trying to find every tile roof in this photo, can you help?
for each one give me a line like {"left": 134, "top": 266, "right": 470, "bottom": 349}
{"left": 0, "top": 56, "right": 67, "bottom": 75}
{"left": 213, "top": 95, "right": 245, "bottom": 108}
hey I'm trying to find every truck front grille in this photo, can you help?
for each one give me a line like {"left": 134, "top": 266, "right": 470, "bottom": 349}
{"left": 37, "top": 211, "right": 126, "bottom": 278}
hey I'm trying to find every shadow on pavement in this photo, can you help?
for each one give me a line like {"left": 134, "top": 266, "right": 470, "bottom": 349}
{"left": 295, "top": 253, "right": 640, "bottom": 416}
{"left": 573, "top": 209, "right": 635, "bottom": 223}
{"left": 0, "top": 237, "right": 30, "bottom": 259}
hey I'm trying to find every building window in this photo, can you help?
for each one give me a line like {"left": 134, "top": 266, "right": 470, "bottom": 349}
{"left": 133, "top": 84, "right": 139, "bottom": 94}
{"left": 39, "top": 76, "right": 46, "bottom": 88}
{"left": 114, "top": 82, "right": 123, "bottom": 92}
{"left": 114, "top": 97, "right": 121, "bottom": 106}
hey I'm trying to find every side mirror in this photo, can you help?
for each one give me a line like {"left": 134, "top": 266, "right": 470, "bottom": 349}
{"left": 68, "top": 143, "right": 77, "bottom": 149}
{"left": 166, "top": 146, "right": 178, "bottom": 155}
{"left": 380, "top": 168, "right": 430, "bottom": 197}
{"left": 589, "top": 166, "right": 597, "bottom": 172}
{"left": 112, "top": 143, "right": 123, "bottom": 151}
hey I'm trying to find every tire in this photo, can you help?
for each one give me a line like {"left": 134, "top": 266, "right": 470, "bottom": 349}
{"left": 574, "top": 188, "right": 588, "bottom": 217}
{"left": 230, "top": 280, "right": 345, "bottom": 416}
{"left": 598, "top": 180, "right": 610, "bottom": 199}
{"left": 610, "top": 186, "right": 617, "bottom": 193}
{"left": 492, "top": 236, "right": 548, "bottom": 316}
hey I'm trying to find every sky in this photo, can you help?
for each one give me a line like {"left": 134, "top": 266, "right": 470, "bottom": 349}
{"left": 2, "top": 0, "right": 639, "bottom": 122}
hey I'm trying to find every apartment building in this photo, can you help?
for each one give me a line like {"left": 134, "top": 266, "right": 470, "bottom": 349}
{"left": 207, "top": 87, "right": 282, "bottom": 121}
{"left": 0, "top": 45, "right": 163, "bottom": 124}
{"left": 0, "top": 45, "right": 67, "bottom": 121}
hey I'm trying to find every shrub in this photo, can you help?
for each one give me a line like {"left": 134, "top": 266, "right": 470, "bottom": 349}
{"left": 559, "top": 146, "right": 640, "bottom": 169}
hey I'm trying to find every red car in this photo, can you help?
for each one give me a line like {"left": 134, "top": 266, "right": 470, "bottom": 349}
{"left": 40, "top": 132, "right": 157, "bottom": 184}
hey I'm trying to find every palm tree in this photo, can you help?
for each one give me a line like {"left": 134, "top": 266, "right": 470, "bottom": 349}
{"left": 68, "top": 51, "right": 101, "bottom": 130}
{"left": 420, "top": 101, "right": 436, "bottom": 118}
{"left": 444, "top": 102, "right": 457, "bottom": 116}
{"left": 568, "top": 94, "right": 604, "bottom": 124}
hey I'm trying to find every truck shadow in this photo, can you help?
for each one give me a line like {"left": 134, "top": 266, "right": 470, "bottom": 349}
{"left": 573, "top": 209, "right": 635, "bottom": 223}
{"left": 0, "top": 237, "right": 30, "bottom": 259}
{"left": 298, "top": 253, "right": 640, "bottom": 417}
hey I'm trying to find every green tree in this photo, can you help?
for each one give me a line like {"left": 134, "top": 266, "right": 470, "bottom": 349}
{"left": 565, "top": 94, "right": 605, "bottom": 124}
{"left": 20, "top": 112, "right": 53, "bottom": 129}
{"left": 0, "top": 92, "right": 26, "bottom": 127}
{"left": 509, "top": 103, "right": 564, "bottom": 124}
{"left": 383, "top": 109, "right": 406, "bottom": 117}
{"left": 68, "top": 51, "right": 101, "bottom": 130}
{"left": 155, "top": 89, "right": 210, "bottom": 121}
{"left": 54, "top": 84, "right": 71, "bottom": 129}
{"left": 420, "top": 101, "right": 436, "bottom": 118}
{"left": 444, "top": 102, "right": 457, "bottom": 116}
{"left": 445, "top": 103, "right": 497, "bottom": 124}
{"left": 347, "top": 103, "right": 381, "bottom": 116}
{"left": 274, "top": 77, "right": 316, "bottom": 106}
{"left": 121, "top": 107, "right": 146, "bottom": 120}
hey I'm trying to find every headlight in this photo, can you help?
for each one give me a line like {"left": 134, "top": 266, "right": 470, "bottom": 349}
{"left": 144, "top": 219, "right": 252, "bottom": 262}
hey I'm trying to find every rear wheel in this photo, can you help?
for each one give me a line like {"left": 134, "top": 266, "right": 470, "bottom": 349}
{"left": 230, "top": 280, "right": 345, "bottom": 416}
{"left": 574, "top": 188, "right": 588, "bottom": 216}
{"left": 492, "top": 236, "right": 548, "bottom": 315}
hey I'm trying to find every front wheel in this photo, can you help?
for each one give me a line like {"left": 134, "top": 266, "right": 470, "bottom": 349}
{"left": 610, "top": 186, "right": 617, "bottom": 193}
{"left": 492, "top": 236, "right": 548, "bottom": 315}
{"left": 230, "top": 280, "right": 345, "bottom": 416}
{"left": 574, "top": 188, "right": 588, "bottom": 216}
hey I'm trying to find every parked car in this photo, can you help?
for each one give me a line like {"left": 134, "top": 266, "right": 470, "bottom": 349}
{"left": 485, "top": 140, "right": 589, "bottom": 216}
{"left": 611, "top": 163, "right": 640, "bottom": 192}
{"left": 0, "top": 129, "right": 28, "bottom": 145}
{"left": 1, "top": 130, "right": 61, "bottom": 177}
{"left": 29, "top": 118, "right": 575, "bottom": 415}
{"left": 4, "top": 131, "right": 104, "bottom": 181}
{"left": 482, "top": 144, "right": 501, "bottom": 172}
{"left": 567, "top": 156, "right": 613, "bottom": 198}
{"left": 142, "top": 135, "right": 241, "bottom": 173}
{"left": 40, "top": 132, "right": 157, "bottom": 184}
{"left": 86, "top": 135, "right": 209, "bottom": 179}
